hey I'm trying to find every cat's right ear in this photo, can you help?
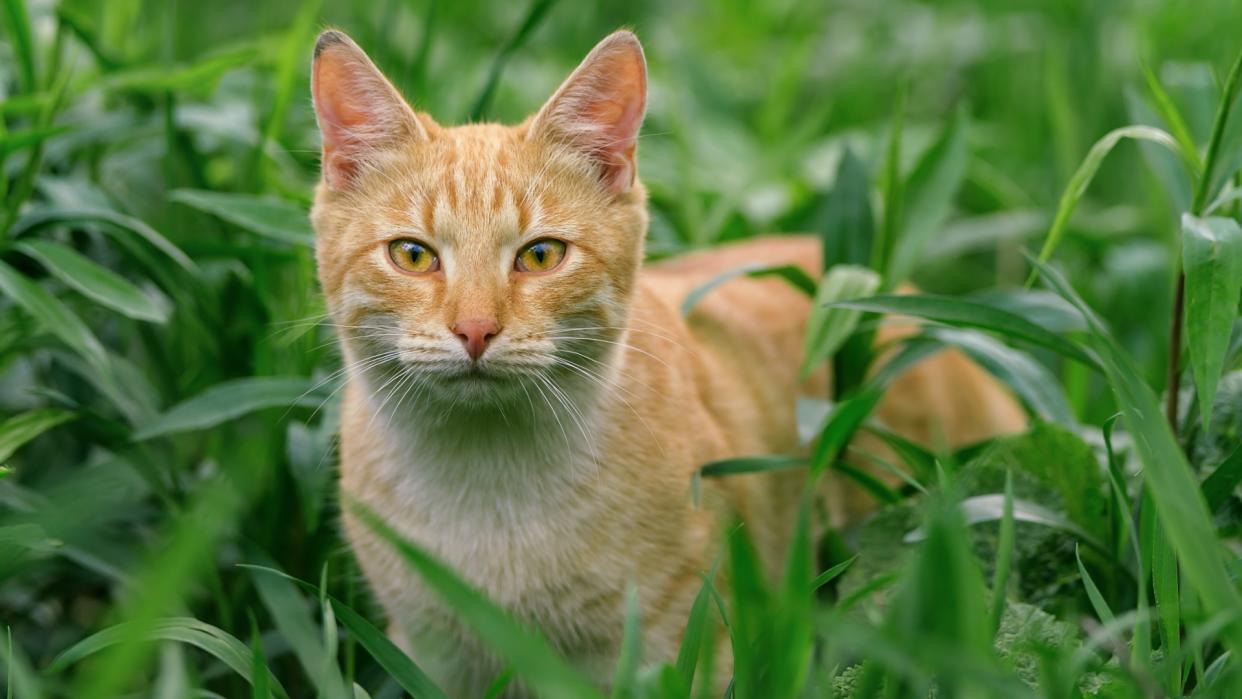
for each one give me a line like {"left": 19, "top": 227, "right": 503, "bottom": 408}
{"left": 311, "top": 30, "right": 426, "bottom": 190}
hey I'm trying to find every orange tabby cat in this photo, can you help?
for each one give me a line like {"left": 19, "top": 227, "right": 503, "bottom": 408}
{"left": 310, "top": 29, "right": 1024, "bottom": 696}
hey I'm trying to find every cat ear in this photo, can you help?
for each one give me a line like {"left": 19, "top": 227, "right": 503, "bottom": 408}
{"left": 528, "top": 31, "right": 647, "bottom": 196}
{"left": 311, "top": 30, "right": 427, "bottom": 190}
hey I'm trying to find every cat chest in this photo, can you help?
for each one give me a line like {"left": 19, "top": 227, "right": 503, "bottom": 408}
{"left": 343, "top": 489, "right": 625, "bottom": 652}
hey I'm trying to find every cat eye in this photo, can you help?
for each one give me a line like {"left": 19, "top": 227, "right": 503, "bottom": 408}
{"left": 387, "top": 239, "right": 440, "bottom": 274}
{"left": 515, "top": 239, "right": 567, "bottom": 273}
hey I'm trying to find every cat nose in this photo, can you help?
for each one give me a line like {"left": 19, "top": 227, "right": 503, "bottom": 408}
{"left": 452, "top": 319, "right": 501, "bottom": 361}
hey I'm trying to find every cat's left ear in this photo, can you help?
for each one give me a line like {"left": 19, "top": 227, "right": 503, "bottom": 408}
{"left": 528, "top": 31, "right": 647, "bottom": 196}
{"left": 312, "top": 30, "right": 428, "bottom": 190}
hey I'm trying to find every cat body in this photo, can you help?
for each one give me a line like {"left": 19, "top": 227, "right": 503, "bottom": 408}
{"left": 310, "top": 30, "right": 1024, "bottom": 696}
{"left": 338, "top": 237, "right": 819, "bottom": 693}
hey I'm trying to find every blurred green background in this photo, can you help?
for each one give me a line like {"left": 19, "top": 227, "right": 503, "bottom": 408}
{"left": 3, "top": 0, "right": 1242, "bottom": 696}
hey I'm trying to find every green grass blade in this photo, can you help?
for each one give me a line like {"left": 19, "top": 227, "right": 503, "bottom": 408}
{"left": 0, "top": 409, "right": 74, "bottom": 463}
{"left": 1027, "top": 126, "right": 1185, "bottom": 285}
{"left": 1180, "top": 214, "right": 1242, "bottom": 431}
{"left": 1075, "top": 543, "right": 1115, "bottom": 626}
{"left": 988, "top": 471, "right": 1015, "bottom": 636}
{"left": 675, "top": 560, "right": 723, "bottom": 691}
{"left": 1140, "top": 60, "right": 1203, "bottom": 173}
{"left": 468, "top": 0, "right": 560, "bottom": 121}
{"left": 1195, "top": 48, "right": 1242, "bottom": 213}
{"left": 0, "top": 259, "right": 110, "bottom": 374}
{"left": 1031, "top": 255, "right": 1242, "bottom": 656}
{"left": 0, "top": 0, "right": 37, "bottom": 93}
{"left": 48, "top": 618, "right": 288, "bottom": 698}
{"left": 2, "top": 626, "right": 40, "bottom": 699}
{"left": 348, "top": 501, "right": 605, "bottom": 699}
{"left": 0, "top": 124, "right": 73, "bottom": 158}
{"left": 249, "top": 567, "right": 352, "bottom": 699}
{"left": 874, "top": 82, "right": 905, "bottom": 273}
{"left": 698, "top": 455, "right": 804, "bottom": 477}
{"left": 134, "top": 376, "right": 329, "bottom": 441}
{"left": 886, "top": 105, "right": 969, "bottom": 286}
{"left": 15, "top": 240, "right": 171, "bottom": 322}
{"left": 801, "top": 265, "right": 880, "bottom": 378}
{"left": 1203, "top": 446, "right": 1242, "bottom": 514}
{"left": 817, "top": 147, "right": 874, "bottom": 270}
{"left": 811, "top": 555, "right": 857, "bottom": 592}
{"left": 239, "top": 565, "right": 449, "bottom": 699}
{"left": 1150, "top": 514, "right": 1181, "bottom": 695}
{"left": 610, "top": 585, "right": 641, "bottom": 699}
{"left": 253, "top": 0, "right": 321, "bottom": 187}
{"left": 681, "top": 262, "right": 816, "bottom": 316}
{"left": 772, "top": 493, "right": 816, "bottom": 697}
{"left": 830, "top": 293, "right": 1098, "bottom": 368}
{"left": 250, "top": 614, "right": 271, "bottom": 699}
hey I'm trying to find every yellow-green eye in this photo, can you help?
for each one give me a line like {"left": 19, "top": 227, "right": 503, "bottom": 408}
{"left": 515, "top": 239, "right": 567, "bottom": 273}
{"left": 387, "top": 239, "right": 439, "bottom": 274}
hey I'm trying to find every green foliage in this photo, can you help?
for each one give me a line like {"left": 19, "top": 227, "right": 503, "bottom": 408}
{"left": 1181, "top": 215, "right": 1242, "bottom": 429}
{"left": 2, "top": 1, "right": 1242, "bottom": 698}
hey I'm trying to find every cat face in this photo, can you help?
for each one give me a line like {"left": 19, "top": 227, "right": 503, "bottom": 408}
{"left": 310, "top": 31, "right": 648, "bottom": 409}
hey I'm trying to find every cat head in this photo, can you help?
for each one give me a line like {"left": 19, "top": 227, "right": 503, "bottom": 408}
{"left": 310, "top": 29, "right": 648, "bottom": 410}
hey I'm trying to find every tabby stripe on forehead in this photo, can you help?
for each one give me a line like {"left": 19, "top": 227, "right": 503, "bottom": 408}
{"left": 420, "top": 191, "right": 436, "bottom": 234}
{"left": 516, "top": 188, "right": 531, "bottom": 232}
{"left": 445, "top": 168, "right": 459, "bottom": 210}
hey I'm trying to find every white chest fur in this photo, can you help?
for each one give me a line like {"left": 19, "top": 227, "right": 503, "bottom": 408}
{"left": 338, "top": 381, "right": 635, "bottom": 691}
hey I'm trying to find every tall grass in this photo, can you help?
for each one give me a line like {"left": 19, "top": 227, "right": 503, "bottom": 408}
{"left": 3, "top": 1, "right": 1242, "bottom": 697}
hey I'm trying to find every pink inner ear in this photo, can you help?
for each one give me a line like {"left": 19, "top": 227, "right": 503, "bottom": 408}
{"left": 533, "top": 33, "right": 648, "bottom": 195}
{"left": 313, "top": 59, "right": 370, "bottom": 187}
{"left": 311, "top": 39, "right": 420, "bottom": 190}
{"left": 584, "top": 67, "right": 645, "bottom": 191}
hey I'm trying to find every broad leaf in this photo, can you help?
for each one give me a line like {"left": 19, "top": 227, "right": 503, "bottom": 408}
{"left": 801, "top": 265, "right": 880, "bottom": 377}
{"left": 919, "top": 327, "right": 1075, "bottom": 425}
{"left": 170, "top": 189, "right": 313, "bottom": 245}
{"left": 814, "top": 147, "right": 874, "bottom": 269}
{"left": 11, "top": 207, "right": 197, "bottom": 273}
{"left": 0, "top": 260, "right": 109, "bottom": 373}
{"left": 134, "top": 377, "right": 329, "bottom": 440}
{"left": 16, "top": 240, "right": 170, "bottom": 322}
{"left": 1181, "top": 214, "right": 1242, "bottom": 430}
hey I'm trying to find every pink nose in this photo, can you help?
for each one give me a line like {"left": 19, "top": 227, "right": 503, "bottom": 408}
{"left": 452, "top": 319, "right": 500, "bottom": 361}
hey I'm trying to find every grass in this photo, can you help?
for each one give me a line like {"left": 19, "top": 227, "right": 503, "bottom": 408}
{"left": 3, "top": 0, "right": 1242, "bottom": 697}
